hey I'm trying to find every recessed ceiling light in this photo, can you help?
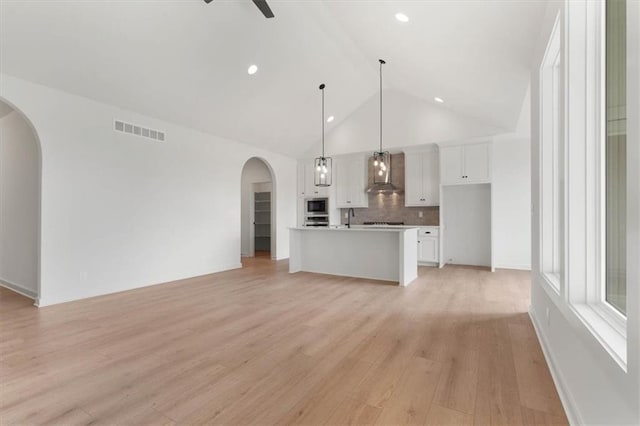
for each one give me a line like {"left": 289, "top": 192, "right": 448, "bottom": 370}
{"left": 434, "top": 97, "right": 444, "bottom": 103}
{"left": 247, "top": 64, "right": 258, "bottom": 75}
{"left": 395, "top": 13, "right": 409, "bottom": 23}
{"left": 327, "top": 116, "right": 335, "bottom": 123}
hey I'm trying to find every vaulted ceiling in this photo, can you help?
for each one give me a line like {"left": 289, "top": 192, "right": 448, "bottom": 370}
{"left": 0, "top": 0, "right": 547, "bottom": 157}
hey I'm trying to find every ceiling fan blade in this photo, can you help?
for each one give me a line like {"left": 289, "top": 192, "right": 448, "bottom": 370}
{"left": 252, "top": 0, "right": 274, "bottom": 18}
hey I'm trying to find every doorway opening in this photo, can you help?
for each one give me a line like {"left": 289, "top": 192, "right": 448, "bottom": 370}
{"left": 0, "top": 98, "right": 42, "bottom": 303}
{"left": 241, "top": 158, "right": 276, "bottom": 259}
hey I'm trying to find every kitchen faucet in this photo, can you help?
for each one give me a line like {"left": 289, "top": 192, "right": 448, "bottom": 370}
{"left": 347, "top": 208, "right": 355, "bottom": 228}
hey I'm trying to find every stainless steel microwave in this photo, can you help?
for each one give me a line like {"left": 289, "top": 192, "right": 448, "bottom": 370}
{"left": 305, "top": 198, "right": 329, "bottom": 215}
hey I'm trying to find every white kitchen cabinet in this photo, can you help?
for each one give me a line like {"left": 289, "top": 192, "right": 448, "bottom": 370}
{"left": 335, "top": 155, "right": 368, "bottom": 208}
{"left": 297, "top": 161, "right": 328, "bottom": 198}
{"left": 439, "top": 146, "right": 464, "bottom": 185}
{"left": 440, "top": 142, "right": 491, "bottom": 185}
{"left": 297, "top": 164, "right": 307, "bottom": 197}
{"left": 404, "top": 150, "right": 440, "bottom": 206}
{"left": 463, "top": 143, "right": 491, "bottom": 182}
{"left": 417, "top": 227, "right": 439, "bottom": 265}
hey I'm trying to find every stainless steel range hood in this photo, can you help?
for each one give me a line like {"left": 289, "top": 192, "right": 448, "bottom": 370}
{"left": 367, "top": 182, "right": 401, "bottom": 193}
{"left": 366, "top": 153, "right": 403, "bottom": 193}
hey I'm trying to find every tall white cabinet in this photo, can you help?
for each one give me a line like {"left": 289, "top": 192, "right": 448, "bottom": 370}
{"left": 335, "top": 155, "right": 368, "bottom": 208}
{"left": 404, "top": 149, "right": 440, "bottom": 206}
{"left": 439, "top": 142, "right": 491, "bottom": 185}
{"left": 439, "top": 141, "right": 494, "bottom": 271}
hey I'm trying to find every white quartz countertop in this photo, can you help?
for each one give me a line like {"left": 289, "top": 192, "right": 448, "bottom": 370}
{"left": 290, "top": 226, "right": 419, "bottom": 232}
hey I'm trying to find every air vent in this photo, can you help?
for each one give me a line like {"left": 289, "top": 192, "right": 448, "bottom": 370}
{"left": 114, "top": 120, "right": 165, "bottom": 141}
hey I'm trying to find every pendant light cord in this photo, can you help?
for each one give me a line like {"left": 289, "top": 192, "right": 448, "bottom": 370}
{"left": 320, "top": 83, "right": 325, "bottom": 158}
{"left": 379, "top": 59, "right": 385, "bottom": 154}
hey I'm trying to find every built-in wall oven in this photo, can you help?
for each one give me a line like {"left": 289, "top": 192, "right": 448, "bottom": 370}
{"left": 304, "top": 198, "right": 329, "bottom": 227}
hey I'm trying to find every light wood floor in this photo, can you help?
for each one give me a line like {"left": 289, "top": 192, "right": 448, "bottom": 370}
{"left": 0, "top": 258, "right": 567, "bottom": 425}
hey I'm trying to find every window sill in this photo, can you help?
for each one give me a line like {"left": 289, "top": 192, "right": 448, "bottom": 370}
{"left": 541, "top": 272, "right": 561, "bottom": 294}
{"left": 570, "top": 303, "right": 627, "bottom": 371}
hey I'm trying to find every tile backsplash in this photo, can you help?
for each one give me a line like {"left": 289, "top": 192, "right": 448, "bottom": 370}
{"left": 340, "top": 153, "right": 439, "bottom": 226}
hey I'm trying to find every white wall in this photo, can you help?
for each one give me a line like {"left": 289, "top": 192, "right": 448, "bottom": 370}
{"left": 442, "top": 184, "right": 491, "bottom": 267}
{"left": 0, "top": 74, "right": 297, "bottom": 307}
{"left": 240, "top": 159, "right": 272, "bottom": 256}
{"left": 530, "top": 1, "right": 640, "bottom": 424}
{"left": 303, "top": 89, "right": 505, "bottom": 158}
{"left": 0, "top": 109, "right": 39, "bottom": 298}
{"left": 492, "top": 135, "right": 532, "bottom": 270}
{"left": 492, "top": 86, "right": 532, "bottom": 270}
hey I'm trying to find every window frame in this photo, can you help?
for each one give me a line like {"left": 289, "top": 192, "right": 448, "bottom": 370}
{"left": 539, "top": 0, "right": 628, "bottom": 370}
{"left": 598, "top": 0, "right": 628, "bottom": 321}
{"left": 568, "top": 0, "right": 626, "bottom": 369}
{"left": 539, "top": 12, "right": 565, "bottom": 295}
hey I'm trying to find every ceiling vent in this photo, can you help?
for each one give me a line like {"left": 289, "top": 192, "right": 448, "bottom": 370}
{"left": 114, "top": 120, "right": 165, "bottom": 141}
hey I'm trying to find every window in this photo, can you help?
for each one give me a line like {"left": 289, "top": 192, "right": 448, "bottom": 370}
{"left": 541, "top": 0, "right": 629, "bottom": 369}
{"left": 540, "top": 13, "right": 564, "bottom": 292}
{"left": 604, "top": 0, "right": 626, "bottom": 316}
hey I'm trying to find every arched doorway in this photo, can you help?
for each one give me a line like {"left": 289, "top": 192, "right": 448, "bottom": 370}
{"left": 240, "top": 158, "right": 276, "bottom": 259}
{"left": 0, "top": 98, "right": 42, "bottom": 303}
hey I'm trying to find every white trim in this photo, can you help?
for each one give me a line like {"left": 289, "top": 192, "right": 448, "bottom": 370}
{"left": 529, "top": 308, "right": 583, "bottom": 426}
{"left": 542, "top": 271, "right": 561, "bottom": 294}
{"left": 0, "top": 278, "right": 37, "bottom": 300}
{"left": 493, "top": 264, "right": 532, "bottom": 271}
{"left": 570, "top": 303, "right": 627, "bottom": 369}
{"left": 539, "top": 10, "right": 565, "bottom": 295}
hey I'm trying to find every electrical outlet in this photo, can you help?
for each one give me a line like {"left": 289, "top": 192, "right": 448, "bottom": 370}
{"left": 546, "top": 307, "right": 551, "bottom": 325}
{"left": 344, "top": 212, "right": 348, "bottom": 219}
{"left": 418, "top": 211, "right": 424, "bottom": 218}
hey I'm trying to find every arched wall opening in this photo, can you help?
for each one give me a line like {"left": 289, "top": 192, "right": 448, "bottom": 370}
{"left": 240, "top": 157, "right": 276, "bottom": 259}
{"left": 0, "top": 97, "right": 42, "bottom": 303}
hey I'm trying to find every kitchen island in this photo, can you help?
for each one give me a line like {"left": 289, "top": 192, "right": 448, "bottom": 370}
{"left": 289, "top": 226, "right": 418, "bottom": 286}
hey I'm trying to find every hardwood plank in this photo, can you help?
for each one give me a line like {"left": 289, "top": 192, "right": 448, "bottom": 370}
{"left": 520, "top": 405, "right": 569, "bottom": 426}
{"left": 473, "top": 319, "right": 524, "bottom": 425}
{"left": 509, "top": 322, "right": 567, "bottom": 418}
{"left": 277, "top": 357, "right": 375, "bottom": 425}
{"left": 425, "top": 404, "right": 474, "bottom": 426}
{"left": 325, "top": 397, "right": 382, "bottom": 425}
{"left": 374, "top": 356, "right": 443, "bottom": 425}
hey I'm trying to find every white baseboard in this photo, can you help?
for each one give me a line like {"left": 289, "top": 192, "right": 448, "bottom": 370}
{"left": 0, "top": 278, "right": 37, "bottom": 300}
{"left": 494, "top": 263, "right": 532, "bottom": 271}
{"left": 529, "top": 308, "right": 582, "bottom": 426}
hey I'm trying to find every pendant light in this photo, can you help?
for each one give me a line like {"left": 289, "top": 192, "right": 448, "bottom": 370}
{"left": 372, "top": 59, "right": 390, "bottom": 185}
{"left": 314, "top": 83, "right": 332, "bottom": 186}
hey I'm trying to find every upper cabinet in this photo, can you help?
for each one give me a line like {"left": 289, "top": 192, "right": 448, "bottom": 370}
{"left": 297, "top": 161, "right": 329, "bottom": 198}
{"left": 335, "top": 155, "right": 368, "bottom": 208}
{"left": 440, "top": 142, "right": 491, "bottom": 185}
{"left": 404, "top": 150, "right": 440, "bottom": 206}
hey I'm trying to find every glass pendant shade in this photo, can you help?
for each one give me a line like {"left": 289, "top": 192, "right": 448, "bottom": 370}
{"left": 314, "top": 156, "right": 332, "bottom": 186}
{"left": 372, "top": 151, "right": 390, "bottom": 184}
